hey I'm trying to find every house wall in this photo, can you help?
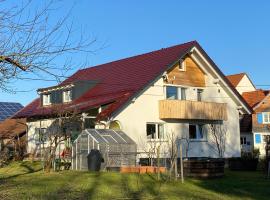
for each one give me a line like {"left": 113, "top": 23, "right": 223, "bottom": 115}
{"left": 253, "top": 132, "right": 270, "bottom": 156}
{"left": 165, "top": 57, "right": 205, "bottom": 87}
{"left": 251, "top": 95, "right": 270, "bottom": 156}
{"left": 236, "top": 75, "right": 256, "bottom": 95}
{"left": 26, "top": 119, "right": 66, "bottom": 156}
{"left": 240, "top": 132, "right": 253, "bottom": 152}
{"left": 113, "top": 56, "right": 242, "bottom": 159}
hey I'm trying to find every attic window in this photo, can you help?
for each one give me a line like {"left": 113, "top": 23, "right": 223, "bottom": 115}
{"left": 179, "top": 60, "right": 186, "bottom": 71}
{"left": 43, "top": 94, "right": 51, "bottom": 106}
{"left": 63, "top": 90, "right": 72, "bottom": 103}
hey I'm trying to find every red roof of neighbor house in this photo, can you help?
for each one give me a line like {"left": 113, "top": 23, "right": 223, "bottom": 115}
{"left": 0, "top": 118, "right": 26, "bottom": 139}
{"left": 226, "top": 73, "right": 246, "bottom": 87}
{"left": 242, "top": 90, "right": 270, "bottom": 108}
{"left": 13, "top": 41, "right": 252, "bottom": 120}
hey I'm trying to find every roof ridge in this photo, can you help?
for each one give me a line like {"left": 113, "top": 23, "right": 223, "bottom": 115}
{"left": 78, "top": 40, "right": 197, "bottom": 72}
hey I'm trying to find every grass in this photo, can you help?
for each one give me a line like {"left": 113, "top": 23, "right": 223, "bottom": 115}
{"left": 0, "top": 162, "right": 269, "bottom": 200}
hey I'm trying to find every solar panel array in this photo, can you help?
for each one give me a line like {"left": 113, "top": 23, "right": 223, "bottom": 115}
{"left": 0, "top": 102, "right": 23, "bottom": 121}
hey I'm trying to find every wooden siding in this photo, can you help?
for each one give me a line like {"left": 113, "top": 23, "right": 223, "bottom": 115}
{"left": 159, "top": 100, "right": 227, "bottom": 120}
{"left": 165, "top": 56, "right": 205, "bottom": 87}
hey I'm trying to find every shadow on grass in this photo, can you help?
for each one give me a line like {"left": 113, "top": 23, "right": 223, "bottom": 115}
{"left": 0, "top": 162, "right": 42, "bottom": 182}
{"left": 189, "top": 170, "right": 270, "bottom": 200}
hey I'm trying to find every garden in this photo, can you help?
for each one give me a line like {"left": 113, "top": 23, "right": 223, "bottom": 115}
{"left": 0, "top": 161, "right": 269, "bottom": 200}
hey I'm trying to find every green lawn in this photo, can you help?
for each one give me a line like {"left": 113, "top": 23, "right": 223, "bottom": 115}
{"left": 0, "top": 162, "right": 269, "bottom": 200}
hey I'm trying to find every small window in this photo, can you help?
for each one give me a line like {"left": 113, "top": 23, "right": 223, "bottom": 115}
{"left": 263, "top": 112, "right": 270, "bottom": 124}
{"left": 197, "top": 89, "right": 203, "bottom": 101}
{"left": 240, "top": 136, "right": 246, "bottom": 145}
{"left": 43, "top": 94, "right": 51, "bottom": 106}
{"left": 63, "top": 90, "right": 72, "bottom": 103}
{"left": 179, "top": 60, "right": 186, "bottom": 71}
{"left": 146, "top": 123, "right": 164, "bottom": 140}
{"left": 35, "top": 128, "right": 47, "bottom": 144}
{"left": 166, "top": 86, "right": 186, "bottom": 100}
{"left": 189, "top": 124, "right": 204, "bottom": 140}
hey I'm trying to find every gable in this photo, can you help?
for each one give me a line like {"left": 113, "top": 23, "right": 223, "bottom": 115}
{"left": 165, "top": 56, "right": 205, "bottom": 87}
{"left": 254, "top": 93, "right": 270, "bottom": 112}
{"left": 236, "top": 74, "right": 256, "bottom": 94}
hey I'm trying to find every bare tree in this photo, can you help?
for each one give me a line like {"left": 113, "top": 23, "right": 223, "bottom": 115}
{"left": 207, "top": 124, "right": 227, "bottom": 158}
{"left": 0, "top": 0, "right": 97, "bottom": 92}
{"left": 42, "top": 105, "right": 83, "bottom": 172}
{"left": 166, "top": 131, "right": 178, "bottom": 180}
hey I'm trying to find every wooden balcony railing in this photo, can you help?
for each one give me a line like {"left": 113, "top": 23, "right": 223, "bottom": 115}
{"left": 159, "top": 100, "right": 227, "bottom": 121}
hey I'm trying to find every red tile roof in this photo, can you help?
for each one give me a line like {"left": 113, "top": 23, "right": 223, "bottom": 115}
{"left": 13, "top": 41, "right": 252, "bottom": 120}
{"left": 0, "top": 118, "right": 26, "bottom": 139}
{"left": 226, "top": 73, "right": 246, "bottom": 87}
{"left": 242, "top": 90, "right": 269, "bottom": 108}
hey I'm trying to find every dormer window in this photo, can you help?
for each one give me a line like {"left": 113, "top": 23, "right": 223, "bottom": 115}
{"left": 179, "top": 60, "right": 186, "bottom": 71}
{"left": 43, "top": 94, "right": 51, "bottom": 106}
{"left": 63, "top": 90, "right": 72, "bottom": 103}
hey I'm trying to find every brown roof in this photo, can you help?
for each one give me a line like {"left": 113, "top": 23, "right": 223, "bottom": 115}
{"left": 226, "top": 73, "right": 246, "bottom": 87}
{"left": 0, "top": 118, "right": 26, "bottom": 139}
{"left": 242, "top": 90, "right": 269, "bottom": 108}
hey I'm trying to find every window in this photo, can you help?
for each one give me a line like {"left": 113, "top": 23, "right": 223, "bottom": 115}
{"left": 43, "top": 94, "right": 51, "bottom": 106}
{"left": 189, "top": 124, "right": 204, "bottom": 140}
{"left": 240, "top": 136, "right": 246, "bottom": 145}
{"left": 84, "top": 118, "right": 96, "bottom": 129}
{"left": 146, "top": 123, "right": 164, "bottom": 140}
{"left": 166, "top": 86, "right": 177, "bottom": 100}
{"left": 263, "top": 112, "right": 270, "bottom": 124}
{"left": 179, "top": 60, "right": 186, "bottom": 71}
{"left": 63, "top": 90, "right": 72, "bottom": 103}
{"left": 197, "top": 89, "right": 203, "bottom": 101}
{"left": 166, "top": 86, "right": 186, "bottom": 100}
{"left": 34, "top": 128, "right": 47, "bottom": 144}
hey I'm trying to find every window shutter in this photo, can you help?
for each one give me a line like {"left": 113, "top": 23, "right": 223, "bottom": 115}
{"left": 255, "top": 134, "right": 261, "bottom": 144}
{"left": 257, "top": 113, "right": 263, "bottom": 124}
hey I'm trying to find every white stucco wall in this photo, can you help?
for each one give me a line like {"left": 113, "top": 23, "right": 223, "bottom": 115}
{"left": 235, "top": 75, "right": 256, "bottom": 95}
{"left": 27, "top": 119, "right": 66, "bottom": 156}
{"left": 253, "top": 132, "right": 270, "bottom": 156}
{"left": 113, "top": 71, "right": 242, "bottom": 158}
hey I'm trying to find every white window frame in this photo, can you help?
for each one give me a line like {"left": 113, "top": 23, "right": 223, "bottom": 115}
{"left": 63, "top": 90, "right": 72, "bottom": 103}
{"left": 179, "top": 60, "right": 186, "bottom": 71}
{"left": 263, "top": 112, "right": 270, "bottom": 124}
{"left": 189, "top": 124, "right": 206, "bottom": 141}
{"left": 43, "top": 94, "right": 51, "bottom": 106}
{"left": 166, "top": 86, "right": 186, "bottom": 100}
{"left": 146, "top": 123, "right": 165, "bottom": 141}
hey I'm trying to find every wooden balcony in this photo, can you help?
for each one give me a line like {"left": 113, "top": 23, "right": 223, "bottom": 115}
{"left": 159, "top": 100, "right": 227, "bottom": 121}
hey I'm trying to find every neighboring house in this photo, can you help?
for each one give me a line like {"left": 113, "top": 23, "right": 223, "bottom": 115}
{"left": 227, "top": 73, "right": 256, "bottom": 95}
{"left": 227, "top": 73, "right": 270, "bottom": 156}
{"left": 13, "top": 41, "right": 252, "bottom": 161}
{"left": 0, "top": 118, "right": 27, "bottom": 153}
{"left": 0, "top": 102, "right": 23, "bottom": 122}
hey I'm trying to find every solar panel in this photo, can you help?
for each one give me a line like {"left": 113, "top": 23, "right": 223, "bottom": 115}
{"left": 0, "top": 102, "right": 23, "bottom": 121}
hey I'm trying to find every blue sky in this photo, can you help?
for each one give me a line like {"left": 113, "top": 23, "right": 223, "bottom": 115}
{"left": 1, "top": 0, "right": 270, "bottom": 105}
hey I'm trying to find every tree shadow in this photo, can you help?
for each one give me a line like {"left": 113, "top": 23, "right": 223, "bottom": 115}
{"left": 189, "top": 170, "right": 270, "bottom": 200}
{"left": 0, "top": 162, "right": 42, "bottom": 183}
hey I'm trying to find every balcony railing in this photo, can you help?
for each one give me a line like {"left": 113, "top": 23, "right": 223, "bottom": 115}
{"left": 159, "top": 100, "right": 227, "bottom": 121}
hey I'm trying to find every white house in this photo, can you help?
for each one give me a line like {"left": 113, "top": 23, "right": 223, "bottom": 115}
{"left": 13, "top": 41, "right": 252, "bottom": 161}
